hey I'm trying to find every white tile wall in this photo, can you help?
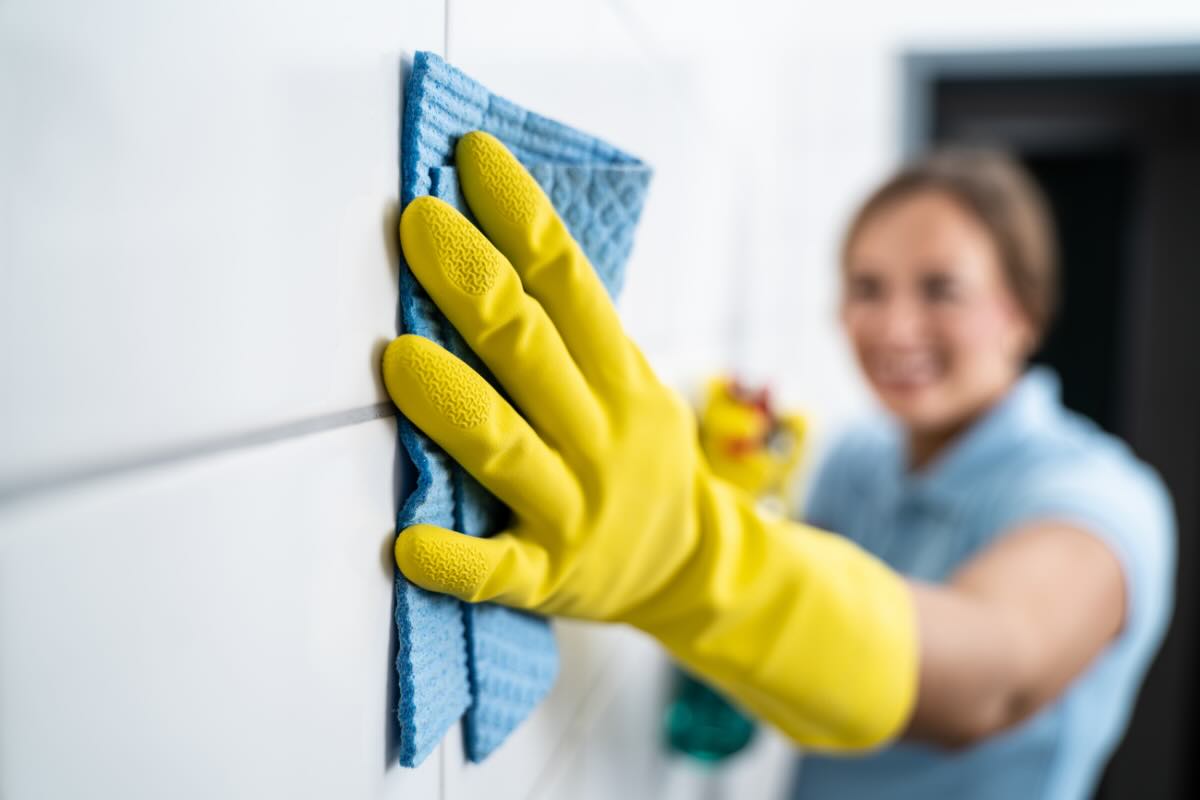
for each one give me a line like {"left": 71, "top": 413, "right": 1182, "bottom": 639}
{"left": 1, "top": 1, "right": 716, "bottom": 796}
{"left": 0, "top": 0, "right": 444, "bottom": 491}
{"left": 0, "top": 418, "right": 440, "bottom": 799}
{"left": 528, "top": 628, "right": 670, "bottom": 800}
{"left": 443, "top": 623, "right": 649, "bottom": 800}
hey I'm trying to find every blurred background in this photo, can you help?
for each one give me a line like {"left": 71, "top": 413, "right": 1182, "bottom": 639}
{"left": 2, "top": 0, "right": 1198, "bottom": 797}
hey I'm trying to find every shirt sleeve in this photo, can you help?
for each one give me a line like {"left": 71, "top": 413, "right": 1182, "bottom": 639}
{"left": 991, "top": 447, "right": 1177, "bottom": 656}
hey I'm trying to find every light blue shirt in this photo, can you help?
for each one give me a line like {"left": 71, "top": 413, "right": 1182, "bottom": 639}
{"left": 789, "top": 367, "right": 1175, "bottom": 800}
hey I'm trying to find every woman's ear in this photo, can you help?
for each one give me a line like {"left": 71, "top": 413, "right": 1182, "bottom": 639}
{"left": 1011, "top": 308, "right": 1041, "bottom": 364}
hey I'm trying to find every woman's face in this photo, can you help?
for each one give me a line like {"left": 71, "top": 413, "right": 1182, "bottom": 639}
{"left": 841, "top": 189, "right": 1034, "bottom": 434}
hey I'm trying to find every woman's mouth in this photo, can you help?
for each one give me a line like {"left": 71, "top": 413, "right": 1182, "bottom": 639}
{"left": 869, "top": 352, "right": 943, "bottom": 392}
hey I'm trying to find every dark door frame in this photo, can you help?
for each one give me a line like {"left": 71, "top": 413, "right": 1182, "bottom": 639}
{"left": 901, "top": 42, "right": 1200, "bottom": 155}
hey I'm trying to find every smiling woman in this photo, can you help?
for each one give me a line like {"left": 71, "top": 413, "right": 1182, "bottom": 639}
{"left": 840, "top": 150, "right": 1054, "bottom": 466}
{"left": 790, "top": 151, "right": 1175, "bottom": 799}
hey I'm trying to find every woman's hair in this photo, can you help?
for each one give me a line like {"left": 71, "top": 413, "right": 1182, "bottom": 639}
{"left": 842, "top": 148, "right": 1059, "bottom": 342}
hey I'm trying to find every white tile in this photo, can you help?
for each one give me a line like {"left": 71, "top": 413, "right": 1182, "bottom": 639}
{"left": 0, "top": 418, "right": 440, "bottom": 800}
{"left": 441, "top": 620, "right": 633, "bottom": 800}
{"left": 527, "top": 628, "right": 672, "bottom": 800}
{"left": 716, "top": 728, "right": 798, "bottom": 799}
{"left": 652, "top": 733, "right": 797, "bottom": 800}
{"left": 447, "top": 1, "right": 729, "bottom": 358}
{"left": 0, "top": 0, "right": 444, "bottom": 489}
{"left": 524, "top": 629, "right": 797, "bottom": 800}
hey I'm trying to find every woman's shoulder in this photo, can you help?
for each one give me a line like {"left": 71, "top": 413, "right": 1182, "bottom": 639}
{"left": 1006, "top": 405, "right": 1172, "bottom": 525}
{"left": 989, "top": 408, "right": 1176, "bottom": 622}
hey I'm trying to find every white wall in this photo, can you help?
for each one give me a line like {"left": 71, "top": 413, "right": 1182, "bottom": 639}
{"left": 4, "top": 1, "right": 1200, "bottom": 798}
{"left": 0, "top": 0, "right": 449, "bottom": 796}
{"left": 450, "top": 0, "right": 1200, "bottom": 454}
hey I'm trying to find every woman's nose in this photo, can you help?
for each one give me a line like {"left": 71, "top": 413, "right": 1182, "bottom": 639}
{"left": 869, "top": 295, "right": 926, "bottom": 346}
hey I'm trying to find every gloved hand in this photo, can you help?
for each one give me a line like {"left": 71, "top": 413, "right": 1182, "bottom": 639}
{"left": 382, "top": 131, "right": 917, "bottom": 750}
{"left": 698, "top": 376, "right": 807, "bottom": 506}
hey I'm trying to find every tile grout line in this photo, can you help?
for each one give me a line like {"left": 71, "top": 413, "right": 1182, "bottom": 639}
{"left": 439, "top": 736, "right": 447, "bottom": 800}
{"left": 0, "top": 401, "right": 397, "bottom": 509}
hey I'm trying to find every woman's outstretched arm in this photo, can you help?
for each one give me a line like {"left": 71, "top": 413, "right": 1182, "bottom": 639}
{"left": 906, "top": 523, "right": 1126, "bottom": 747}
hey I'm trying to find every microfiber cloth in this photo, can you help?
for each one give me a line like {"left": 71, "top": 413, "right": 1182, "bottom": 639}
{"left": 394, "top": 50, "right": 652, "bottom": 767}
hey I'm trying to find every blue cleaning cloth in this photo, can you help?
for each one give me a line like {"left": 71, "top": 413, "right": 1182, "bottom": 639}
{"left": 395, "top": 50, "right": 652, "bottom": 767}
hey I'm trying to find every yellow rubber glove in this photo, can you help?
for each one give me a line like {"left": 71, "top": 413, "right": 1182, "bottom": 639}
{"left": 383, "top": 131, "right": 917, "bottom": 751}
{"left": 699, "top": 376, "right": 807, "bottom": 506}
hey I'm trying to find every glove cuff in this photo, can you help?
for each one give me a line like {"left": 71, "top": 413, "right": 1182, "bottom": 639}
{"left": 628, "top": 477, "right": 919, "bottom": 751}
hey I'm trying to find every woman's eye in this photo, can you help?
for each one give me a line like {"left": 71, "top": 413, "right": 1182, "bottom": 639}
{"left": 847, "top": 276, "right": 882, "bottom": 301}
{"left": 922, "top": 276, "right": 959, "bottom": 302}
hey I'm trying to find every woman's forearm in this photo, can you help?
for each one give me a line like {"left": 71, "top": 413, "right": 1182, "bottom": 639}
{"left": 902, "top": 522, "right": 1126, "bottom": 748}
{"left": 905, "top": 581, "right": 1041, "bottom": 747}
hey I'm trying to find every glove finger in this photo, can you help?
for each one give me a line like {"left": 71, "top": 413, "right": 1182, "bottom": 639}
{"left": 395, "top": 525, "right": 554, "bottom": 608}
{"left": 455, "top": 131, "right": 644, "bottom": 394}
{"left": 383, "top": 334, "right": 581, "bottom": 531}
{"left": 400, "top": 196, "right": 606, "bottom": 455}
